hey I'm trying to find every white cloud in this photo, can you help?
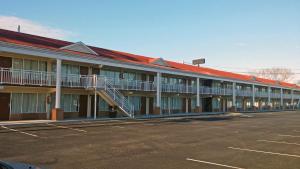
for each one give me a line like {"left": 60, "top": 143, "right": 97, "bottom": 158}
{"left": 0, "top": 16, "right": 73, "bottom": 39}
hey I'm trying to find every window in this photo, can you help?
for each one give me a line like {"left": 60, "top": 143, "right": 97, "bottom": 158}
{"left": 191, "top": 97, "right": 197, "bottom": 109}
{"left": 52, "top": 63, "right": 79, "bottom": 75}
{"left": 23, "top": 93, "right": 37, "bottom": 113}
{"left": 128, "top": 96, "right": 141, "bottom": 112}
{"left": 170, "top": 97, "right": 182, "bottom": 113}
{"left": 62, "top": 94, "right": 79, "bottom": 112}
{"left": 12, "top": 58, "right": 23, "bottom": 70}
{"left": 99, "top": 97, "right": 109, "bottom": 111}
{"left": 212, "top": 98, "right": 220, "bottom": 110}
{"left": 11, "top": 93, "right": 47, "bottom": 114}
{"left": 161, "top": 97, "right": 168, "bottom": 112}
{"left": 11, "top": 93, "right": 22, "bottom": 113}
{"left": 12, "top": 58, "right": 47, "bottom": 72}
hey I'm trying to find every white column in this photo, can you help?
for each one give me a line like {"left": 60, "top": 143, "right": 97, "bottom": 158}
{"left": 222, "top": 98, "right": 226, "bottom": 112}
{"left": 291, "top": 90, "right": 294, "bottom": 109}
{"left": 87, "top": 95, "right": 91, "bottom": 118}
{"left": 280, "top": 88, "right": 283, "bottom": 109}
{"left": 268, "top": 87, "right": 271, "bottom": 107}
{"left": 156, "top": 72, "right": 161, "bottom": 108}
{"left": 185, "top": 98, "right": 189, "bottom": 113}
{"left": 55, "top": 59, "right": 62, "bottom": 109}
{"left": 232, "top": 82, "right": 236, "bottom": 108}
{"left": 94, "top": 91, "right": 97, "bottom": 119}
{"left": 186, "top": 79, "right": 189, "bottom": 93}
{"left": 252, "top": 84, "right": 255, "bottom": 107}
{"left": 46, "top": 93, "right": 51, "bottom": 119}
{"left": 146, "top": 97, "right": 150, "bottom": 115}
{"left": 47, "top": 60, "right": 52, "bottom": 86}
{"left": 196, "top": 77, "right": 200, "bottom": 107}
{"left": 168, "top": 97, "right": 171, "bottom": 115}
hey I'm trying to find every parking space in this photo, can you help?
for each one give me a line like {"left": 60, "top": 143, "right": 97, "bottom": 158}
{"left": 0, "top": 111, "right": 300, "bottom": 169}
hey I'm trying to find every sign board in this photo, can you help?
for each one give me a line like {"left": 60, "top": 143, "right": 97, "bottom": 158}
{"left": 192, "top": 58, "right": 205, "bottom": 65}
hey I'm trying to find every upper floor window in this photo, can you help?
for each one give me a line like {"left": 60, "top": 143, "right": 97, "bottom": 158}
{"left": 52, "top": 63, "right": 79, "bottom": 75}
{"left": 12, "top": 58, "right": 47, "bottom": 72}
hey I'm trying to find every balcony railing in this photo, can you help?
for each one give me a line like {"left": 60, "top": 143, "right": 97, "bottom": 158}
{"left": 200, "top": 86, "right": 233, "bottom": 96}
{"left": 0, "top": 68, "right": 86, "bottom": 88}
{"left": 283, "top": 94, "right": 293, "bottom": 99}
{"left": 1, "top": 68, "right": 300, "bottom": 99}
{"left": 255, "top": 91, "right": 269, "bottom": 98}
{"left": 270, "top": 93, "right": 281, "bottom": 99}
{"left": 236, "top": 90, "right": 252, "bottom": 97}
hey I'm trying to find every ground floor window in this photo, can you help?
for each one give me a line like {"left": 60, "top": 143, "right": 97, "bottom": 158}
{"left": 62, "top": 94, "right": 79, "bottom": 112}
{"left": 50, "top": 94, "right": 79, "bottom": 112}
{"left": 236, "top": 99, "right": 243, "bottom": 109}
{"left": 212, "top": 98, "right": 221, "bottom": 110}
{"left": 99, "top": 97, "right": 109, "bottom": 111}
{"left": 191, "top": 97, "right": 197, "bottom": 110}
{"left": 128, "top": 96, "right": 141, "bottom": 113}
{"left": 170, "top": 97, "right": 182, "bottom": 113}
{"left": 161, "top": 97, "right": 168, "bottom": 114}
{"left": 11, "top": 93, "right": 47, "bottom": 113}
{"left": 227, "top": 99, "right": 233, "bottom": 108}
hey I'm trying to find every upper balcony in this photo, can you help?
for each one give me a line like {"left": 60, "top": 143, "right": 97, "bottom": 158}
{"left": 0, "top": 68, "right": 83, "bottom": 87}
{"left": 1, "top": 68, "right": 299, "bottom": 99}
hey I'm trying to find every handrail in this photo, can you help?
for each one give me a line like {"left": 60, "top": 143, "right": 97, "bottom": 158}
{"left": 95, "top": 76, "right": 134, "bottom": 118}
{"left": 1, "top": 68, "right": 300, "bottom": 100}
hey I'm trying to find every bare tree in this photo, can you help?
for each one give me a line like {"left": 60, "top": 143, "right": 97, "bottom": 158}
{"left": 249, "top": 68, "right": 295, "bottom": 82}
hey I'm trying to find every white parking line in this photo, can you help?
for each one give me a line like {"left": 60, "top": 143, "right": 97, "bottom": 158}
{"left": 228, "top": 147, "right": 300, "bottom": 158}
{"left": 1, "top": 126, "right": 38, "bottom": 138}
{"left": 257, "top": 140, "right": 300, "bottom": 146}
{"left": 186, "top": 158, "right": 245, "bottom": 169}
{"left": 112, "top": 126, "right": 125, "bottom": 129}
{"left": 46, "top": 123, "right": 87, "bottom": 133}
{"left": 278, "top": 134, "right": 300, "bottom": 138}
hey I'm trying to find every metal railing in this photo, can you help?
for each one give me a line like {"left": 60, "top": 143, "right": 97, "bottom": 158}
{"left": 283, "top": 94, "right": 293, "bottom": 99}
{"left": 255, "top": 91, "right": 269, "bottom": 98}
{"left": 96, "top": 77, "right": 134, "bottom": 117}
{"left": 0, "top": 68, "right": 87, "bottom": 88}
{"left": 236, "top": 90, "right": 252, "bottom": 97}
{"left": 270, "top": 93, "right": 281, "bottom": 98}
{"left": 1, "top": 68, "right": 300, "bottom": 100}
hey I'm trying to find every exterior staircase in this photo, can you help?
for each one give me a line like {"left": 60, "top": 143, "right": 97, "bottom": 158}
{"left": 85, "top": 75, "right": 134, "bottom": 118}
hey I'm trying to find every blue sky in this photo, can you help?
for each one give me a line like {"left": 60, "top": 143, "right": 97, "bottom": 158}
{"left": 1, "top": 0, "right": 300, "bottom": 81}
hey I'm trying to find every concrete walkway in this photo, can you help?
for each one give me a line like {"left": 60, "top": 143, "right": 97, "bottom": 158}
{"left": 0, "top": 112, "right": 245, "bottom": 126}
{"left": 0, "top": 120, "right": 52, "bottom": 126}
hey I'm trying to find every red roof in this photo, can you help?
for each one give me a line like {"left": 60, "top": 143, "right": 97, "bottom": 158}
{"left": 0, "top": 29, "right": 298, "bottom": 89}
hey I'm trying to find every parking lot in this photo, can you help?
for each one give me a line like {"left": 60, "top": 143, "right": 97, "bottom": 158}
{"left": 1, "top": 111, "right": 300, "bottom": 169}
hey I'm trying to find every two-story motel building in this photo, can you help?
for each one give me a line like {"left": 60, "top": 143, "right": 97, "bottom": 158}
{"left": 0, "top": 29, "right": 299, "bottom": 121}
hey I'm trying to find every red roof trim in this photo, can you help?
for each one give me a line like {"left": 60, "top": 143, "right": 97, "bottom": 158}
{"left": 0, "top": 28, "right": 299, "bottom": 89}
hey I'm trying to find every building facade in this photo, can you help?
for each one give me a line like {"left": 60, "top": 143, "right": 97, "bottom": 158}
{"left": 0, "top": 29, "right": 299, "bottom": 121}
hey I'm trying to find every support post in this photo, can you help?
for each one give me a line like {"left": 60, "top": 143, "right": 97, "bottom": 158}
{"left": 87, "top": 94, "right": 91, "bottom": 118}
{"left": 252, "top": 84, "right": 256, "bottom": 111}
{"left": 185, "top": 98, "right": 189, "bottom": 113}
{"left": 146, "top": 97, "right": 150, "bottom": 115}
{"left": 94, "top": 90, "right": 97, "bottom": 119}
{"left": 268, "top": 87, "right": 271, "bottom": 110}
{"left": 280, "top": 88, "right": 283, "bottom": 110}
{"left": 196, "top": 77, "right": 201, "bottom": 112}
{"left": 168, "top": 97, "right": 171, "bottom": 115}
{"left": 51, "top": 59, "right": 63, "bottom": 120}
{"left": 291, "top": 90, "right": 294, "bottom": 110}
{"left": 154, "top": 72, "right": 161, "bottom": 115}
{"left": 222, "top": 98, "right": 226, "bottom": 112}
{"left": 232, "top": 82, "right": 236, "bottom": 112}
